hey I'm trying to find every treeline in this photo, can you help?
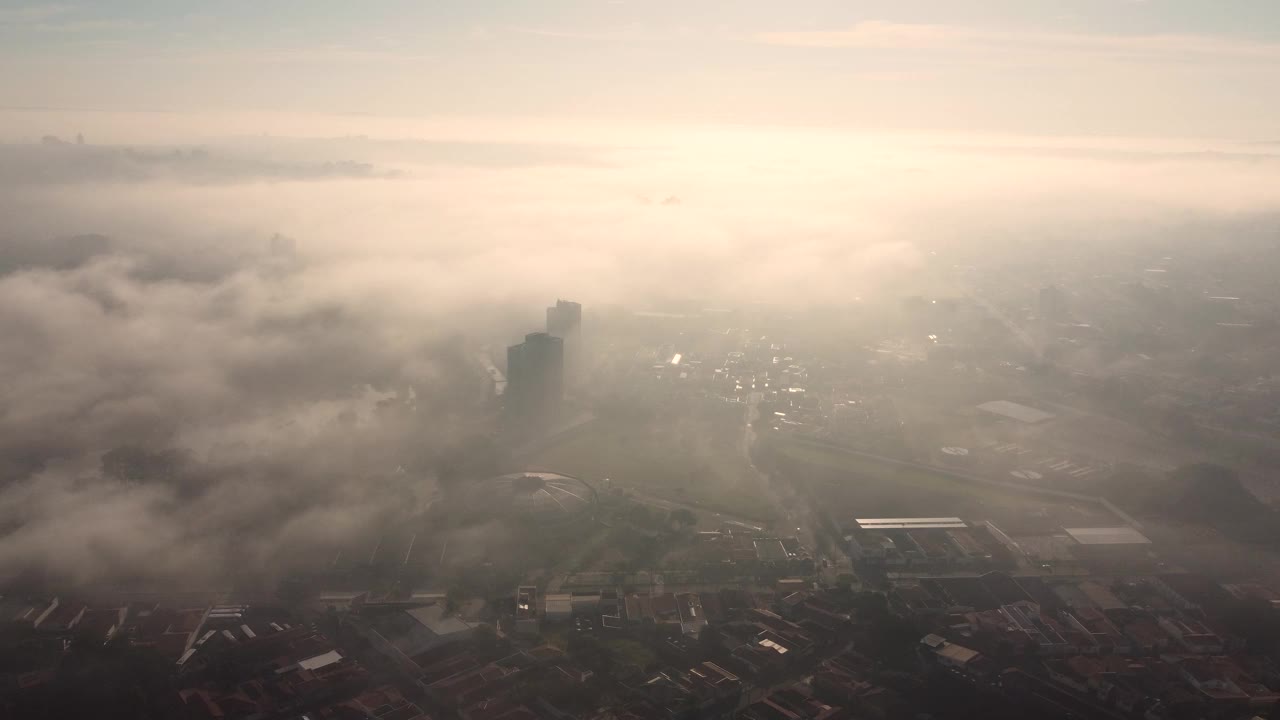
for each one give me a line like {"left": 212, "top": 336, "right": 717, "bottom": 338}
{"left": 1097, "top": 462, "right": 1280, "bottom": 547}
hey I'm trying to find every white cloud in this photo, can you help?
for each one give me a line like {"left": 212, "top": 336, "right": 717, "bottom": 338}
{"left": 0, "top": 3, "right": 71, "bottom": 24}
{"left": 754, "top": 21, "right": 1280, "bottom": 65}
{"left": 1, "top": 125, "right": 1279, "bottom": 584}
{"left": 509, "top": 26, "right": 611, "bottom": 41}
{"left": 32, "top": 18, "right": 152, "bottom": 33}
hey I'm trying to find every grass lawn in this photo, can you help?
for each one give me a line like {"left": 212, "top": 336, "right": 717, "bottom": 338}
{"left": 773, "top": 439, "right": 1011, "bottom": 500}
{"left": 769, "top": 437, "right": 1099, "bottom": 526}
{"left": 601, "top": 636, "right": 658, "bottom": 669}
{"left": 528, "top": 414, "right": 777, "bottom": 521}
{"left": 538, "top": 627, "right": 656, "bottom": 670}
{"left": 540, "top": 624, "right": 572, "bottom": 650}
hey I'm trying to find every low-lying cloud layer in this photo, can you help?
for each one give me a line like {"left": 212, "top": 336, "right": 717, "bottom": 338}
{"left": 0, "top": 140, "right": 389, "bottom": 185}
{"left": 0, "top": 242, "right": 482, "bottom": 586}
{"left": 2, "top": 121, "right": 1280, "bottom": 587}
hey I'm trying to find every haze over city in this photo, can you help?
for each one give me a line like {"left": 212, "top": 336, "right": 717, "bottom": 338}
{"left": 3, "top": 2, "right": 1280, "bottom": 719}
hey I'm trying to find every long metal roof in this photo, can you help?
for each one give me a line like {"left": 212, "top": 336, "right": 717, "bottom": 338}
{"left": 1064, "top": 526, "right": 1151, "bottom": 545}
{"left": 857, "top": 517, "right": 967, "bottom": 530}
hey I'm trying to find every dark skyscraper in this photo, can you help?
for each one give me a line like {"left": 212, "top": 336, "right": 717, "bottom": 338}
{"left": 506, "top": 332, "right": 563, "bottom": 422}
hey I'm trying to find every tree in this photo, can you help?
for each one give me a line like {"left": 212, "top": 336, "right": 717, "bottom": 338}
{"left": 624, "top": 534, "right": 664, "bottom": 570}
{"left": 627, "top": 504, "right": 656, "bottom": 529}
{"left": 472, "top": 623, "right": 501, "bottom": 655}
{"left": 16, "top": 642, "right": 175, "bottom": 720}
{"left": 568, "top": 633, "right": 615, "bottom": 674}
{"left": 670, "top": 508, "right": 698, "bottom": 530}
{"left": 1169, "top": 462, "right": 1280, "bottom": 545}
{"left": 852, "top": 591, "right": 890, "bottom": 617}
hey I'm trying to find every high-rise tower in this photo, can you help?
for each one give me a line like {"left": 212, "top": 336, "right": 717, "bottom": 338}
{"left": 546, "top": 299, "right": 582, "bottom": 381}
{"left": 546, "top": 299, "right": 581, "bottom": 343}
{"left": 506, "top": 332, "right": 564, "bottom": 422}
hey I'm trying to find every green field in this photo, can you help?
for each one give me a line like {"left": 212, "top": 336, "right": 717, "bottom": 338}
{"left": 538, "top": 624, "right": 655, "bottom": 669}
{"left": 770, "top": 437, "right": 1116, "bottom": 531}
{"left": 527, "top": 409, "right": 777, "bottom": 521}
{"left": 602, "top": 636, "right": 658, "bottom": 669}
{"left": 773, "top": 439, "right": 1010, "bottom": 498}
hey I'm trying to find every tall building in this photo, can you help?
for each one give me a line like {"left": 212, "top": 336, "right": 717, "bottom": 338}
{"left": 546, "top": 299, "right": 582, "bottom": 381}
{"left": 546, "top": 299, "right": 581, "bottom": 343}
{"left": 1039, "top": 285, "right": 1067, "bottom": 324}
{"left": 506, "top": 332, "right": 563, "bottom": 422}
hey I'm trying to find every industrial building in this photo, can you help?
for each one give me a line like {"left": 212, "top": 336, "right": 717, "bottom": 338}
{"left": 515, "top": 586, "right": 539, "bottom": 636}
{"left": 847, "top": 518, "right": 998, "bottom": 570}
{"left": 467, "top": 472, "right": 597, "bottom": 530}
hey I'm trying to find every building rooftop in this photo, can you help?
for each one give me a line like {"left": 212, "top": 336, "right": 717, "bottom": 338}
{"left": 1077, "top": 581, "right": 1128, "bottom": 611}
{"left": 1064, "top": 526, "right": 1152, "bottom": 546}
{"left": 294, "top": 649, "right": 344, "bottom": 672}
{"left": 935, "top": 643, "right": 981, "bottom": 665}
{"left": 515, "top": 586, "right": 537, "bottom": 620}
{"left": 407, "top": 605, "right": 477, "bottom": 637}
{"left": 471, "top": 472, "right": 595, "bottom": 526}
{"left": 857, "top": 517, "right": 966, "bottom": 530}
{"left": 544, "top": 594, "right": 573, "bottom": 616}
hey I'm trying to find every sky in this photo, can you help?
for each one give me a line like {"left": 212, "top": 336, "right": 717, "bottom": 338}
{"left": 1, "top": 0, "right": 1280, "bottom": 138}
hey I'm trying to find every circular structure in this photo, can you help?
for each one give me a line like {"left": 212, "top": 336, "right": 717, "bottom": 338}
{"left": 470, "top": 471, "right": 597, "bottom": 529}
